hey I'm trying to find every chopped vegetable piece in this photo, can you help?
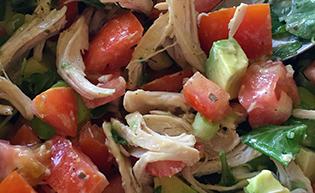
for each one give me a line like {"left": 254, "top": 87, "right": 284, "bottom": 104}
{"left": 195, "top": 0, "right": 222, "bottom": 13}
{"left": 32, "top": 87, "right": 78, "bottom": 137}
{"left": 183, "top": 72, "right": 231, "bottom": 121}
{"left": 192, "top": 112, "right": 220, "bottom": 141}
{"left": 84, "top": 12, "right": 143, "bottom": 74}
{"left": 46, "top": 137, "right": 109, "bottom": 193}
{"left": 244, "top": 170, "right": 289, "bottom": 193}
{"left": 79, "top": 122, "right": 115, "bottom": 175}
{"left": 102, "top": 175, "right": 125, "bottom": 193}
{"left": 10, "top": 124, "right": 39, "bottom": 146}
{"left": 146, "top": 160, "right": 186, "bottom": 177}
{"left": 154, "top": 176, "right": 197, "bottom": 193}
{"left": 142, "top": 70, "right": 193, "bottom": 92}
{"left": 198, "top": 4, "right": 272, "bottom": 59}
{"left": 242, "top": 123, "right": 306, "bottom": 166}
{"left": 298, "top": 87, "right": 315, "bottom": 110}
{"left": 239, "top": 61, "right": 299, "bottom": 128}
{"left": 296, "top": 147, "right": 315, "bottom": 182}
{"left": 0, "top": 171, "right": 37, "bottom": 193}
{"left": 206, "top": 38, "right": 248, "bottom": 98}
{"left": 58, "top": 0, "right": 78, "bottom": 26}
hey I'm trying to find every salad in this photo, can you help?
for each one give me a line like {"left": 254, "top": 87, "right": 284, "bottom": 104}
{"left": 0, "top": 0, "right": 314, "bottom": 192}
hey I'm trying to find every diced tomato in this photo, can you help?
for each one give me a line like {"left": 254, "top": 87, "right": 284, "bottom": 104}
{"left": 142, "top": 70, "right": 193, "bottom": 92}
{"left": 183, "top": 72, "right": 231, "bottom": 121}
{"left": 146, "top": 160, "right": 186, "bottom": 177}
{"left": 239, "top": 61, "right": 299, "bottom": 128}
{"left": 0, "top": 171, "right": 36, "bottom": 193}
{"left": 10, "top": 125, "right": 40, "bottom": 146}
{"left": 79, "top": 122, "right": 115, "bottom": 175}
{"left": 0, "top": 26, "right": 6, "bottom": 37}
{"left": 46, "top": 137, "right": 109, "bottom": 193}
{"left": 102, "top": 175, "right": 125, "bottom": 193}
{"left": 198, "top": 4, "right": 272, "bottom": 59}
{"left": 32, "top": 87, "right": 78, "bottom": 137}
{"left": 304, "top": 60, "right": 315, "bottom": 85}
{"left": 195, "top": 0, "right": 222, "bottom": 13}
{"left": 83, "top": 76, "right": 126, "bottom": 109}
{"left": 58, "top": 0, "right": 78, "bottom": 26}
{"left": 84, "top": 12, "right": 143, "bottom": 74}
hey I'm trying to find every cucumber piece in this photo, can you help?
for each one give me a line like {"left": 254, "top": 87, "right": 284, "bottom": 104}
{"left": 192, "top": 112, "right": 220, "bottom": 141}
{"left": 296, "top": 147, "right": 315, "bottom": 182}
{"left": 154, "top": 176, "right": 197, "bottom": 193}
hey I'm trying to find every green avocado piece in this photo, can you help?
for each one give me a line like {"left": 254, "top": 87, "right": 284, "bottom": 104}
{"left": 296, "top": 147, "right": 315, "bottom": 182}
{"left": 244, "top": 170, "right": 290, "bottom": 193}
{"left": 192, "top": 112, "right": 220, "bottom": 141}
{"left": 206, "top": 38, "right": 248, "bottom": 98}
{"left": 154, "top": 176, "right": 197, "bottom": 193}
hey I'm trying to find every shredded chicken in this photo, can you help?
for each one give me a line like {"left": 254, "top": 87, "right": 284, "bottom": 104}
{"left": 274, "top": 161, "right": 313, "bottom": 193}
{"left": 126, "top": 13, "right": 173, "bottom": 89}
{"left": 100, "top": 0, "right": 153, "bottom": 15}
{"left": 166, "top": 0, "right": 207, "bottom": 72}
{"left": 57, "top": 10, "right": 118, "bottom": 100}
{"left": 111, "top": 112, "right": 200, "bottom": 185}
{"left": 0, "top": 7, "right": 66, "bottom": 70}
{"left": 102, "top": 122, "right": 142, "bottom": 193}
{"left": 0, "top": 104, "right": 13, "bottom": 116}
{"left": 123, "top": 89, "right": 190, "bottom": 113}
{"left": 193, "top": 144, "right": 261, "bottom": 176}
{"left": 293, "top": 109, "right": 315, "bottom": 120}
{"left": 143, "top": 113, "right": 193, "bottom": 135}
{"left": 0, "top": 77, "right": 33, "bottom": 120}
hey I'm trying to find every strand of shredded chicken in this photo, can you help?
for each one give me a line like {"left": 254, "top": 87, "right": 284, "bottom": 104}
{"left": 123, "top": 89, "right": 190, "bottom": 113}
{"left": 0, "top": 7, "right": 66, "bottom": 71}
{"left": 57, "top": 9, "right": 120, "bottom": 100}
{"left": 293, "top": 109, "right": 315, "bottom": 120}
{"left": 126, "top": 13, "right": 173, "bottom": 89}
{"left": 102, "top": 122, "right": 142, "bottom": 193}
{"left": 0, "top": 76, "right": 33, "bottom": 120}
{"left": 111, "top": 112, "right": 200, "bottom": 185}
{"left": 166, "top": 0, "right": 207, "bottom": 72}
{"left": 100, "top": 0, "right": 153, "bottom": 15}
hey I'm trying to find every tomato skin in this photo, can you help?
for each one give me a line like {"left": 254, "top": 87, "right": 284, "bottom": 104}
{"left": 0, "top": 171, "right": 36, "bottom": 193}
{"left": 46, "top": 137, "right": 109, "bottom": 193}
{"left": 32, "top": 87, "right": 78, "bottom": 137}
{"left": 102, "top": 175, "right": 125, "bottom": 193}
{"left": 10, "top": 125, "right": 39, "bottom": 146}
{"left": 239, "top": 61, "right": 299, "bottom": 128}
{"left": 146, "top": 160, "right": 186, "bottom": 177}
{"left": 198, "top": 4, "right": 272, "bottom": 59}
{"left": 142, "top": 70, "right": 193, "bottom": 92}
{"left": 195, "top": 0, "right": 222, "bottom": 13}
{"left": 183, "top": 72, "right": 231, "bottom": 121}
{"left": 83, "top": 76, "right": 126, "bottom": 108}
{"left": 84, "top": 12, "right": 143, "bottom": 74}
{"left": 79, "top": 122, "right": 115, "bottom": 175}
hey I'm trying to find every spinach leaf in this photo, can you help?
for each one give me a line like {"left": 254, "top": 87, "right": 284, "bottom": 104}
{"left": 242, "top": 123, "right": 307, "bottom": 166}
{"left": 298, "top": 87, "right": 315, "bottom": 110}
{"left": 270, "top": 0, "right": 292, "bottom": 21}
{"left": 153, "top": 186, "right": 162, "bottom": 193}
{"left": 219, "top": 152, "right": 236, "bottom": 186}
{"left": 273, "top": 40, "right": 302, "bottom": 59}
{"left": 285, "top": 0, "right": 315, "bottom": 40}
{"left": 10, "top": 0, "right": 37, "bottom": 14}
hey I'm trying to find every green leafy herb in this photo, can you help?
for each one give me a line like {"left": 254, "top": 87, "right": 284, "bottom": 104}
{"left": 219, "top": 152, "right": 236, "bottom": 186}
{"left": 153, "top": 186, "right": 162, "bottom": 193}
{"left": 111, "top": 129, "right": 128, "bottom": 145}
{"left": 19, "top": 66, "right": 58, "bottom": 99}
{"left": 10, "top": 0, "right": 37, "bottom": 14}
{"left": 242, "top": 123, "right": 307, "bottom": 166}
{"left": 0, "top": 1, "right": 6, "bottom": 21}
{"left": 272, "top": 40, "right": 302, "bottom": 59}
{"left": 284, "top": 0, "right": 315, "bottom": 40}
{"left": 31, "top": 117, "right": 56, "bottom": 140}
